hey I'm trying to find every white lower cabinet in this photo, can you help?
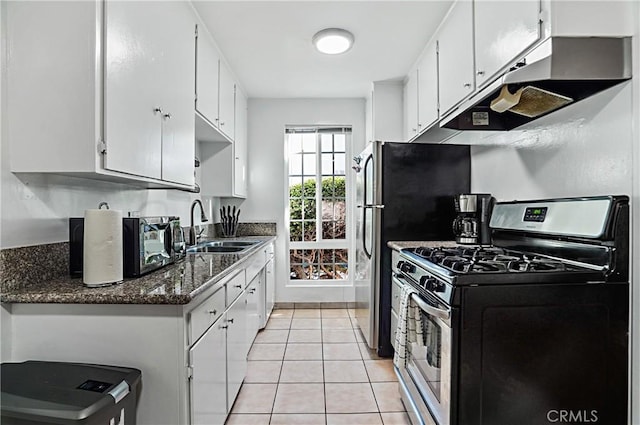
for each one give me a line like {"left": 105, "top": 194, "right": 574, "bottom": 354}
{"left": 246, "top": 275, "right": 261, "bottom": 344}
{"left": 6, "top": 241, "right": 276, "bottom": 425}
{"left": 225, "top": 291, "right": 248, "bottom": 413}
{"left": 189, "top": 314, "right": 227, "bottom": 425}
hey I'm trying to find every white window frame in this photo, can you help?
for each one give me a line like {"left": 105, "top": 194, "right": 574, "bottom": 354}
{"left": 284, "top": 126, "right": 353, "bottom": 286}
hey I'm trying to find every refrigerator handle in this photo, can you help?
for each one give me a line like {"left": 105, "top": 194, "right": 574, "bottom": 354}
{"left": 358, "top": 204, "right": 384, "bottom": 209}
{"left": 362, "top": 153, "right": 374, "bottom": 259}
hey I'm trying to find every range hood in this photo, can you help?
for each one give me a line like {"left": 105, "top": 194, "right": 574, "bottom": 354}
{"left": 442, "top": 37, "right": 632, "bottom": 131}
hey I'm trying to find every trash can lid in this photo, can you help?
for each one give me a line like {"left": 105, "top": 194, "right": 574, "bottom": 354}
{"left": 1, "top": 361, "right": 141, "bottom": 422}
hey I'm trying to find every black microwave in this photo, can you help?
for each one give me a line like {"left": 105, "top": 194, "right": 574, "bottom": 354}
{"left": 69, "top": 216, "right": 185, "bottom": 278}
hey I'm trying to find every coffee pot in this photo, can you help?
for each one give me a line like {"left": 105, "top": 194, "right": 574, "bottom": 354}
{"left": 453, "top": 194, "right": 495, "bottom": 245}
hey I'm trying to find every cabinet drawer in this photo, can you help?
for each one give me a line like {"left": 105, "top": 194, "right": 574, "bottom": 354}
{"left": 226, "top": 270, "right": 245, "bottom": 306}
{"left": 390, "top": 309, "right": 399, "bottom": 350}
{"left": 189, "top": 287, "right": 225, "bottom": 345}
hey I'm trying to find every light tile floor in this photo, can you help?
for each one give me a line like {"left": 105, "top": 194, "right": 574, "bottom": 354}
{"left": 226, "top": 308, "right": 411, "bottom": 425}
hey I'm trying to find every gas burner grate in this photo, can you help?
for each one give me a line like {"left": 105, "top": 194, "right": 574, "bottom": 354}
{"left": 406, "top": 245, "right": 578, "bottom": 275}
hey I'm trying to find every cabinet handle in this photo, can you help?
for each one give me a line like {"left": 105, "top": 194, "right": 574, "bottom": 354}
{"left": 220, "top": 122, "right": 225, "bottom": 126}
{"left": 220, "top": 324, "right": 229, "bottom": 329}
{"left": 227, "top": 318, "right": 235, "bottom": 324}
{"left": 463, "top": 83, "right": 471, "bottom": 88}
{"left": 154, "top": 107, "right": 163, "bottom": 114}
{"left": 418, "top": 123, "right": 422, "bottom": 128}
{"left": 234, "top": 284, "right": 242, "bottom": 289}
{"left": 215, "top": 118, "right": 219, "bottom": 122}
{"left": 249, "top": 289, "right": 256, "bottom": 294}
{"left": 477, "top": 70, "right": 485, "bottom": 76}
{"left": 412, "top": 128, "right": 417, "bottom": 132}
{"left": 207, "top": 309, "right": 217, "bottom": 315}
{"left": 163, "top": 113, "right": 172, "bottom": 120}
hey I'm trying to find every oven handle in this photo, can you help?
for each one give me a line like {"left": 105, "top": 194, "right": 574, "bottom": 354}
{"left": 410, "top": 293, "right": 451, "bottom": 322}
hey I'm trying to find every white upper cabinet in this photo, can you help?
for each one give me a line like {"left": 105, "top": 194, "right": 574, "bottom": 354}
{"left": 417, "top": 38, "right": 439, "bottom": 132}
{"left": 104, "top": 1, "right": 196, "bottom": 186}
{"left": 403, "top": 71, "right": 419, "bottom": 141}
{"left": 437, "top": 0, "right": 474, "bottom": 117}
{"left": 7, "top": 1, "right": 196, "bottom": 189}
{"left": 195, "top": 25, "right": 221, "bottom": 128}
{"left": 367, "top": 81, "right": 403, "bottom": 143}
{"left": 474, "top": 0, "right": 541, "bottom": 88}
{"left": 218, "top": 61, "right": 236, "bottom": 141}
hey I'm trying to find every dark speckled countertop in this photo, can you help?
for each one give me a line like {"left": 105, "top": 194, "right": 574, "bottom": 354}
{"left": 0, "top": 237, "right": 275, "bottom": 305}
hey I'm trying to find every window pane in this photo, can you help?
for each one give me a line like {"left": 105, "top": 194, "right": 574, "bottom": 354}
{"left": 321, "top": 153, "right": 333, "bottom": 175}
{"left": 334, "top": 135, "right": 346, "bottom": 152}
{"left": 302, "top": 178, "right": 316, "bottom": 197}
{"left": 334, "top": 153, "right": 346, "bottom": 175}
{"left": 303, "top": 153, "right": 316, "bottom": 175}
{"left": 321, "top": 134, "right": 333, "bottom": 152}
{"left": 289, "top": 222, "right": 302, "bottom": 242}
{"left": 288, "top": 134, "right": 303, "bottom": 155}
{"left": 322, "top": 220, "right": 334, "bottom": 239}
{"left": 289, "top": 154, "right": 302, "bottom": 175}
{"left": 303, "top": 198, "right": 316, "bottom": 219}
{"left": 302, "top": 134, "right": 316, "bottom": 152}
{"left": 289, "top": 176, "right": 302, "bottom": 191}
{"left": 289, "top": 199, "right": 302, "bottom": 220}
{"left": 303, "top": 221, "right": 316, "bottom": 241}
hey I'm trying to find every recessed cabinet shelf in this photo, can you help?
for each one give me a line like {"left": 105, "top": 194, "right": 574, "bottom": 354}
{"left": 196, "top": 112, "right": 232, "bottom": 144}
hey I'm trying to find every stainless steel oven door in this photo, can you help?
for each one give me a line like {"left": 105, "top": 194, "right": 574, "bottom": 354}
{"left": 406, "top": 291, "right": 452, "bottom": 425}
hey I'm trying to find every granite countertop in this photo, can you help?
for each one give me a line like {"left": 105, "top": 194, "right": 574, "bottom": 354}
{"left": 387, "top": 240, "right": 458, "bottom": 251}
{"left": 0, "top": 236, "right": 275, "bottom": 305}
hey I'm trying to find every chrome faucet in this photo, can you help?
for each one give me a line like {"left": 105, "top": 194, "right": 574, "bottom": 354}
{"left": 189, "top": 199, "right": 209, "bottom": 246}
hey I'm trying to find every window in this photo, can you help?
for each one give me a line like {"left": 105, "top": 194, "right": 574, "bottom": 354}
{"left": 286, "top": 127, "right": 351, "bottom": 282}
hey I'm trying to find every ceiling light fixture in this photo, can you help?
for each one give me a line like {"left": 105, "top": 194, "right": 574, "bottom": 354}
{"left": 312, "top": 28, "right": 354, "bottom": 55}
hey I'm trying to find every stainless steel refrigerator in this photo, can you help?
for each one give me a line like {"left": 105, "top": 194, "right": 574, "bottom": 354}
{"left": 353, "top": 141, "right": 471, "bottom": 357}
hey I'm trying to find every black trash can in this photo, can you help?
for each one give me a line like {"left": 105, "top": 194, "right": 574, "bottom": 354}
{"left": 1, "top": 361, "right": 142, "bottom": 425}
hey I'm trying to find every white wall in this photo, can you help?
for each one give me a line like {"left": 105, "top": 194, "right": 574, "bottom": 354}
{"left": 245, "top": 98, "right": 366, "bottom": 303}
{"left": 469, "top": 82, "right": 633, "bottom": 199}
{"left": 0, "top": 170, "right": 216, "bottom": 249}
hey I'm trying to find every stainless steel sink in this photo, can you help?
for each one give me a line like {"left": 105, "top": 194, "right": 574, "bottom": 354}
{"left": 187, "top": 246, "right": 246, "bottom": 253}
{"left": 186, "top": 239, "right": 260, "bottom": 254}
{"left": 199, "top": 241, "right": 258, "bottom": 247}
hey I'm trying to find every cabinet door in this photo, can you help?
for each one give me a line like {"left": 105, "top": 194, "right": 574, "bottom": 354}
{"left": 264, "top": 258, "right": 275, "bottom": 325}
{"left": 438, "top": 0, "right": 474, "bottom": 117}
{"left": 159, "top": 2, "right": 196, "bottom": 185}
{"left": 226, "top": 292, "right": 247, "bottom": 411}
{"left": 104, "top": 1, "right": 163, "bottom": 179}
{"left": 189, "top": 316, "right": 227, "bottom": 425}
{"left": 417, "top": 39, "right": 438, "bottom": 131}
{"left": 234, "top": 88, "right": 248, "bottom": 197}
{"left": 474, "top": 0, "right": 541, "bottom": 88}
{"left": 403, "top": 70, "right": 418, "bottom": 141}
{"left": 218, "top": 61, "right": 236, "bottom": 140}
{"left": 196, "top": 27, "right": 220, "bottom": 125}
{"left": 246, "top": 275, "right": 260, "bottom": 346}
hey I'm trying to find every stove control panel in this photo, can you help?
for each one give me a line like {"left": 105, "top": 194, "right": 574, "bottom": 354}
{"left": 523, "top": 207, "right": 547, "bottom": 222}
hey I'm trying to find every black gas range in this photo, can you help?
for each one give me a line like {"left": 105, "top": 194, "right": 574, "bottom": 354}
{"left": 394, "top": 196, "right": 630, "bottom": 425}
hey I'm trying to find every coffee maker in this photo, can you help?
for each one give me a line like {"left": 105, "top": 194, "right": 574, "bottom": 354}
{"left": 453, "top": 194, "right": 495, "bottom": 245}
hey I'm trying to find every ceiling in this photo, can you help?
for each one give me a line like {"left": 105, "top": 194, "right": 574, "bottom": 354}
{"left": 192, "top": 1, "right": 454, "bottom": 99}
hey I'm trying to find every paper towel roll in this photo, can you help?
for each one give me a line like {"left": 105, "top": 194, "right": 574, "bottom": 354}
{"left": 83, "top": 209, "right": 123, "bottom": 287}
